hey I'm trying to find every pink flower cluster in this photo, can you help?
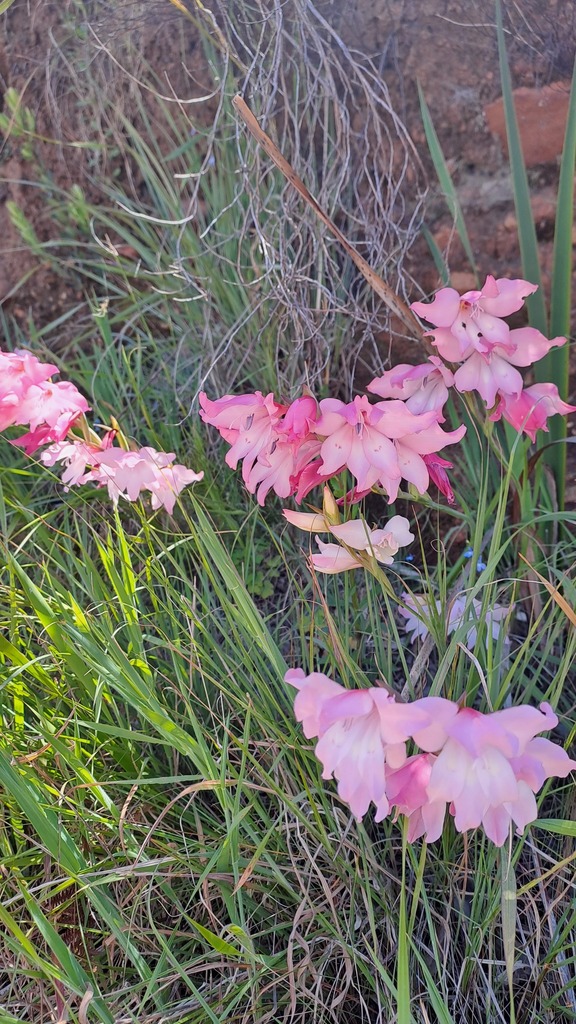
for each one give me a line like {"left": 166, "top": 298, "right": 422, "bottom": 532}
{"left": 411, "top": 276, "right": 576, "bottom": 438}
{"left": 200, "top": 278, "right": 576, "bottom": 509}
{"left": 287, "top": 669, "right": 576, "bottom": 846}
{"left": 199, "top": 387, "right": 465, "bottom": 506}
{"left": 41, "top": 440, "right": 203, "bottom": 514}
{"left": 1, "top": 347, "right": 203, "bottom": 513}
{"left": 0, "top": 348, "right": 90, "bottom": 453}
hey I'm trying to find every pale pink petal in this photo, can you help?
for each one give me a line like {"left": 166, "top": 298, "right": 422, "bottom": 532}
{"left": 520, "top": 736, "right": 576, "bottom": 780}
{"left": 482, "top": 804, "right": 512, "bottom": 846}
{"left": 478, "top": 276, "right": 538, "bottom": 316}
{"left": 246, "top": 440, "right": 298, "bottom": 504}
{"left": 367, "top": 364, "right": 425, "bottom": 400}
{"left": 360, "top": 427, "right": 401, "bottom": 478}
{"left": 451, "top": 770, "right": 489, "bottom": 832}
{"left": 393, "top": 441, "right": 430, "bottom": 493}
{"left": 385, "top": 741, "right": 408, "bottom": 769}
{"left": 369, "top": 688, "right": 430, "bottom": 744}
{"left": 471, "top": 309, "right": 512, "bottom": 351}
{"left": 310, "top": 538, "right": 363, "bottom": 573}
{"left": 420, "top": 798, "right": 447, "bottom": 843}
{"left": 370, "top": 401, "right": 438, "bottom": 439}
{"left": 318, "top": 689, "right": 375, "bottom": 731}
{"left": 286, "top": 670, "right": 345, "bottom": 738}
{"left": 380, "top": 515, "right": 415, "bottom": 548}
{"left": 395, "top": 421, "right": 466, "bottom": 456}
{"left": 329, "top": 519, "right": 373, "bottom": 549}
{"left": 410, "top": 696, "right": 460, "bottom": 752}
{"left": 454, "top": 352, "right": 523, "bottom": 407}
{"left": 347, "top": 434, "right": 382, "bottom": 491}
{"left": 475, "top": 748, "right": 519, "bottom": 805}
{"left": 427, "top": 739, "right": 471, "bottom": 803}
{"left": 319, "top": 426, "right": 353, "bottom": 476}
{"left": 490, "top": 702, "right": 558, "bottom": 752}
{"left": 504, "top": 327, "right": 566, "bottom": 366}
{"left": 507, "top": 781, "right": 538, "bottom": 834}
{"left": 283, "top": 509, "right": 328, "bottom": 532}
{"left": 411, "top": 288, "right": 461, "bottom": 327}
{"left": 429, "top": 327, "right": 472, "bottom": 361}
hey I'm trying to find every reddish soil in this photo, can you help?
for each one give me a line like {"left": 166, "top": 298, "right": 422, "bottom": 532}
{"left": 0, "top": 0, "right": 575, "bottom": 349}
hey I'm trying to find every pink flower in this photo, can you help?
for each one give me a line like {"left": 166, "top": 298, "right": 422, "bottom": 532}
{"left": 489, "top": 383, "right": 576, "bottom": 442}
{"left": 427, "top": 702, "right": 576, "bottom": 845}
{"left": 95, "top": 446, "right": 203, "bottom": 513}
{"left": 285, "top": 669, "right": 431, "bottom": 820}
{"left": 278, "top": 395, "right": 318, "bottom": 440}
{"left": 41, "top": 439, "right": 107, "bottom": 487}
{"left": 309, "top": 516, "right": 414, "bottom": 573}
{"left": 147, "top": 456, "right": 204, "bottom": 513}
{"left": 243, "top": 437, "right": 298, "bottom": 505}
{"left": 449, "top": 329, "right": 565, "bottom": 409}
{"left": 386, "top": 754, "right": 446, "bottom": 842}
{"left": 307, "top": 538, "right": 366, "bottom": 573}
{"left": 315, "top": 396, "right": 465, "bottom": 503}
{"left": 367, "top": 358, "right": 454, "bottom": 421}
{"left": 315, "top": 395, "right": 405, "bottom": 495}
{"left": 284, "top": 508, "right": 414, "bottom": 572}
{"left": 0, "top": 349, "right": 58, "bottom": 430}
{"left": 292, "top": 443, "right": 338, "bottom": 502}
{"left": 411, "top": 276, "right": 538, "bottom": 357}
{"left": 411, "top": 277, "right": 568, "bottom": 414}
{"left": 200, "top": 391, "right": 324, "bottom": 505}
{"left": 387, "top": 417, "right": 465, "bottom": 500}
{"left": 14, "top": 380, "right": 90, "bottom": 452}
{"left": 199, "top": 391, "right": 287, "bottom": 481}
{"left": 421, "top": 452, "right": 457, "bottom": 503}
{"left": 411, "top": 278, "right": 567, "bottom": 411}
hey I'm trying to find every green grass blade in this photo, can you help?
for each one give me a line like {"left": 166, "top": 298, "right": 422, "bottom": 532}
{"left": 409, "top": 943, "right": 456, "bottom": 1024}
{"left": 549, "top": 58, "right": 576, "bottom": 363}
{"left": 535, "top": 818, "right": 576, "bottom": 837}
{"left": 418, "top": 83, "right": 478, "bottom": 280}
{"left": 397, "top": 830, "right": 413, "bottom": 1024}
{"left": 495, "top": 0, "right": 547, "bottom": 334}
{"left": 536, "top": 58, "right": 576, "bottom": 499}
{"left": 501, "top": 848, "right": 517, "bottom": 1024}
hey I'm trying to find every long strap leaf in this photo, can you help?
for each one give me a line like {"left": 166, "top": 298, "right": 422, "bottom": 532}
{"left": 495, "top": 0, "right": 547, "bottom": 334}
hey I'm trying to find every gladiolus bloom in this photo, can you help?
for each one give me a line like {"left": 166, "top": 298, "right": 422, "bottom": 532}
{"left": 427, "top": 703, "right": 576, "bottom": 845}
{"left": 411, "top": 276, "right": 538, "bottom": 357}
{"left": 367, "top": 358, "right": 453, "bottom": 421}
{"left": 284, "top": 508, "right": 414, "bottom": 572}
{"left": 41, "top": 440, "right": 203, "bottom": 514}
{"left": 285, "top": 669, "right": 431, "bottom": 820}
{"left": 411, "top": 277, "right": 568, "bottom": 418}
{"left": 489, "top": 383, "right": 576, "bottom": 442}
{"left": 286, "top": 669, "right": 575, "bottom": 845}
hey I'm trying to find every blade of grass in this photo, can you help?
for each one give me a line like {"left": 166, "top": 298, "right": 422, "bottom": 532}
{"left": 397, "top": 827, "right": 413, "bottom": 1024}
{"left": 495, "top": 0, "right": 547, "bottom": 334}
{"left": 537, "top": 57, "right": 576, "bottom": 500}
{"left": 501, "top": 847, "right": 517, "bottom": 1024}
{"left": 417, "top": 83, "right": 478, "bottom": 280}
